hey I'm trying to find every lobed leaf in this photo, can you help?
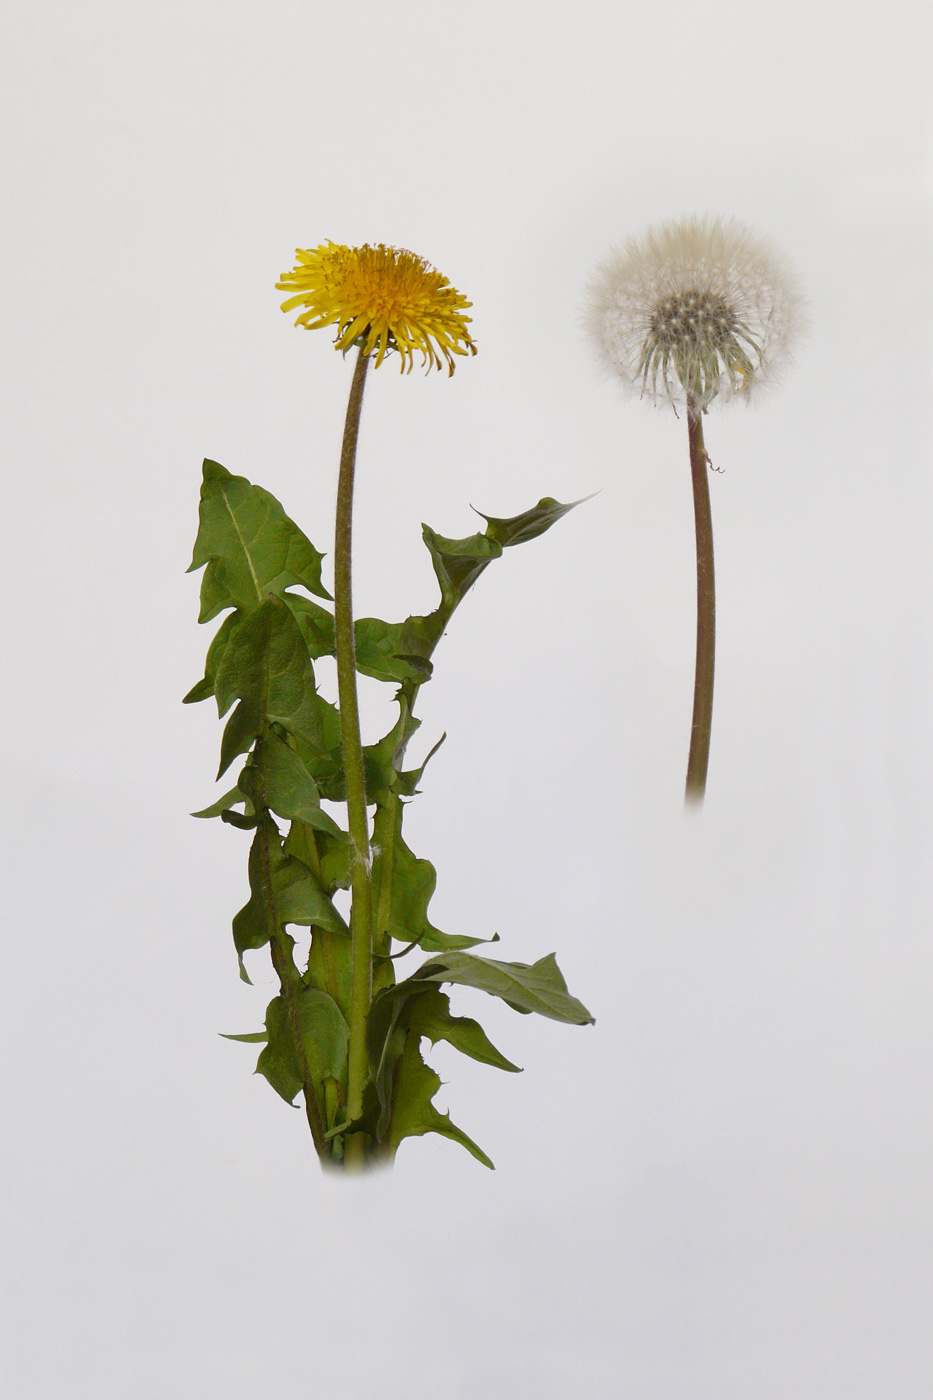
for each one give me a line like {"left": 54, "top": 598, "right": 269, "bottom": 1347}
{"left": 384, "top": 1032, "right": 494, "bottom": 1169}
{"left": 421, "top": 525, "right": 502, "bottom": 610}
{"left": 282, "top": 592, "right": 335, "bottom": 659}
{"left": 407, "top": 986, "right": 521, "bottom": 1072}
{"left": 364, "top": 981, "right": 517, "bottom": 1153}
{"left": 246, "top": 732, "right": 345, "bottom": 838}
{"left": 412, "top": 951, "right": 595, "bottom": 1025}
{"left": 214, "top": 595, "right": 325, "bottom": 754}
{"left": 286, "top": 820, "right": 352, "bottom": 892}
{"left": 385, "top": 496, "right": 586, "bottom": 685}
{"left": 188, "top": 459, "right": 330, "bottom": 622}
{"left": 373, "top": 821, "right": 490, "bottom": 954}
{"left": 393, "top": 732, "right": 446, "bottom": 799}
{"left": 473, "top": 495, "right": 591, "bottom": 548}
{"left": 183, "top": 609, "right": 243, "bottom": 705}
{"left": 368, "top": 982, "right": 519, "bottom": 1082}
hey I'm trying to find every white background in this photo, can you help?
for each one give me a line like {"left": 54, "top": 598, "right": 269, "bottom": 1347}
{"left": 1, "top": 2, "right": 931, "bottom": 1396}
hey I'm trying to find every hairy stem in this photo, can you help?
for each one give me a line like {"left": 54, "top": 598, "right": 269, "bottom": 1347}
{"left": 685, "top": 405, "right": 715, "bottom": 804}
{"left": 334, "top": 346, "right": 374, "bottom": 1170}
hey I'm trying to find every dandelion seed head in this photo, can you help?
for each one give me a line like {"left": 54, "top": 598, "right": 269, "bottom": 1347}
{"left": 587, "top": 216, "right": 805, "bottom": 410}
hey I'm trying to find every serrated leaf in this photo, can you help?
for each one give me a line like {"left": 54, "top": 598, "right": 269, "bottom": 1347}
{"left": 407, "top": 987, "right": 521, "bottom": 1072}
{"left": 367, "top": 981, "right": 520, "bottom": 1101}
{"left": 397, "top": 497, "right": 589, "bottom": 673}
{"left": 361, "top": 701, "right": 420, "bottom": 806}
{"left": 214, "top": 594, "right": 324, "bottom": 753}
{"left": 413, "top": 951, "right": 594, "bottom": 1025}
{"left": 247, "top": 732, "right": 344, "bottom": 837}
{"left": 255, "top": 988, "right": 349, "bottom": 1105}
{"left": 394, "top": 732, "right": 446, "bottom": 798}
{"left": 373, "top": 821, "right": 488, "bottom": 953}
{"left": 474, "top": 494, "right": 592, "bottom": 548}
{"left": 386, "top": 1032, "right": 494, "bottom": 1168}
{"left": 188, "top": 459, "right": 330, "bottom": 622}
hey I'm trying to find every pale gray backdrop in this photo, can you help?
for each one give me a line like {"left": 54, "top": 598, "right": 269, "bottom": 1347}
{"left": 1, "top": 2, "right": 931, "bottom": 1397}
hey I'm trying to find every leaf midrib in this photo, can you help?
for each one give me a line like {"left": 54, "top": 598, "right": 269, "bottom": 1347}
{"left": 222, "top": 489, "right": 262, "bottom": 603}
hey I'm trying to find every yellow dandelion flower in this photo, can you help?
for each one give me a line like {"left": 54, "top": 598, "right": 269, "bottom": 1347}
{"left": 277, "top": 241, "right": 478, "bottom": 376}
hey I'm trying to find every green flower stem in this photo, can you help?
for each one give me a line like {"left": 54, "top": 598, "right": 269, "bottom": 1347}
{"left": 334, "top": 346, "right": 374, "bottom": 1170}
{"left": 685, "top": 404, "right": 715, "bottom": 803}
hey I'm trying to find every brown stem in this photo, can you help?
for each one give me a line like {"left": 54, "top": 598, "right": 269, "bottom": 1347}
{"left": 685, "top": 405, "right": 715, "bottom": 804}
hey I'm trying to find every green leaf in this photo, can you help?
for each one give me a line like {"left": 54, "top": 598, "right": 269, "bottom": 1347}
{"left": 286, "top": 821, "right": 352, "bottom": 892}
{"left": 183, "top": 609, "right": 243, "bottom": 704}
{"left": 255, "top": 988, "right": 349, "bottom": 1105}
{"left": 367, "top": 982, "right": 519, "bottom": 1100}
{"left": 394, "top": 732, "right": 446, "bottom": 798}
{"left": 281, "top": 592, "right": 336, "bottom": 659}
{"left": 246, "top": 732, "right": 344, "bottom": 838}
{"left": 220, "top": 807, "right": 261, "bottom": 831}
{"left": 413, "top": 951, "right": 595, "bottom": 1025}
{"left": 286, "top": 698, "right": 345, "bottom": 802}
{"left": 217, "top": 699, "right": 259, "bottom": 781}
{"left": 220, "top": 1030, "right": 267, "bottom": 1043}
{"left": 373, "top": 820, "right": 490, "bottom": 954}
{"left": 214, "top": 594, "right": 325, "bottom": 751}
{"left": 396, "top": 610, "right": 447, "bottom": 665}
{"left": 388, "top": 498, "right": 588, "bottom": 682}
{"left": 421, "top": 525, "right": 502, "bottom": 609}
{"left": 474, "top": 494, "right": 591, "bottom": 548}
{"left": 190, "top": 785, "right": 250, "bottom": 819}
{"left": 407, "top": 987, "right": 521, "bottom": 1072}
{"left": 362, "top": 705, "right": 417, "bottom": 808}
{"left": 188, "top": 459, "right": 330, "bottom": 622}
{"left": 354, "top": 617, "right": 434, "bottom": 684}
{"left": 182, "top": 675, "right": 216, "bottom": 705}
{"left": 394, "top": 497, "right": 590, "bottom": 674}
{"left": 232, "top": 817, "right": 349, "bottom": 981}
{"left": 385, "top": 1032, "right": 494, "bottom": 1168}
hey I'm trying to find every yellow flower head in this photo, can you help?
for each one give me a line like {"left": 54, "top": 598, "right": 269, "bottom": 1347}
{"left": 277, "top": 241, "right": 477, "bottom": 376}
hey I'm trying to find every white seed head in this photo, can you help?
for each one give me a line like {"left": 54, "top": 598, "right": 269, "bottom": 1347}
{"left": 587, "top": 215, "right": 805, "bottom": 411}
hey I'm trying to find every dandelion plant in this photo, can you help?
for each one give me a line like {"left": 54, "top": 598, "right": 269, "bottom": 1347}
{"left": 185, "top": 242, "right": 593, "bottom": 1172}
{"left": 588, "top": 216, "right": 804, "bottom": 802}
